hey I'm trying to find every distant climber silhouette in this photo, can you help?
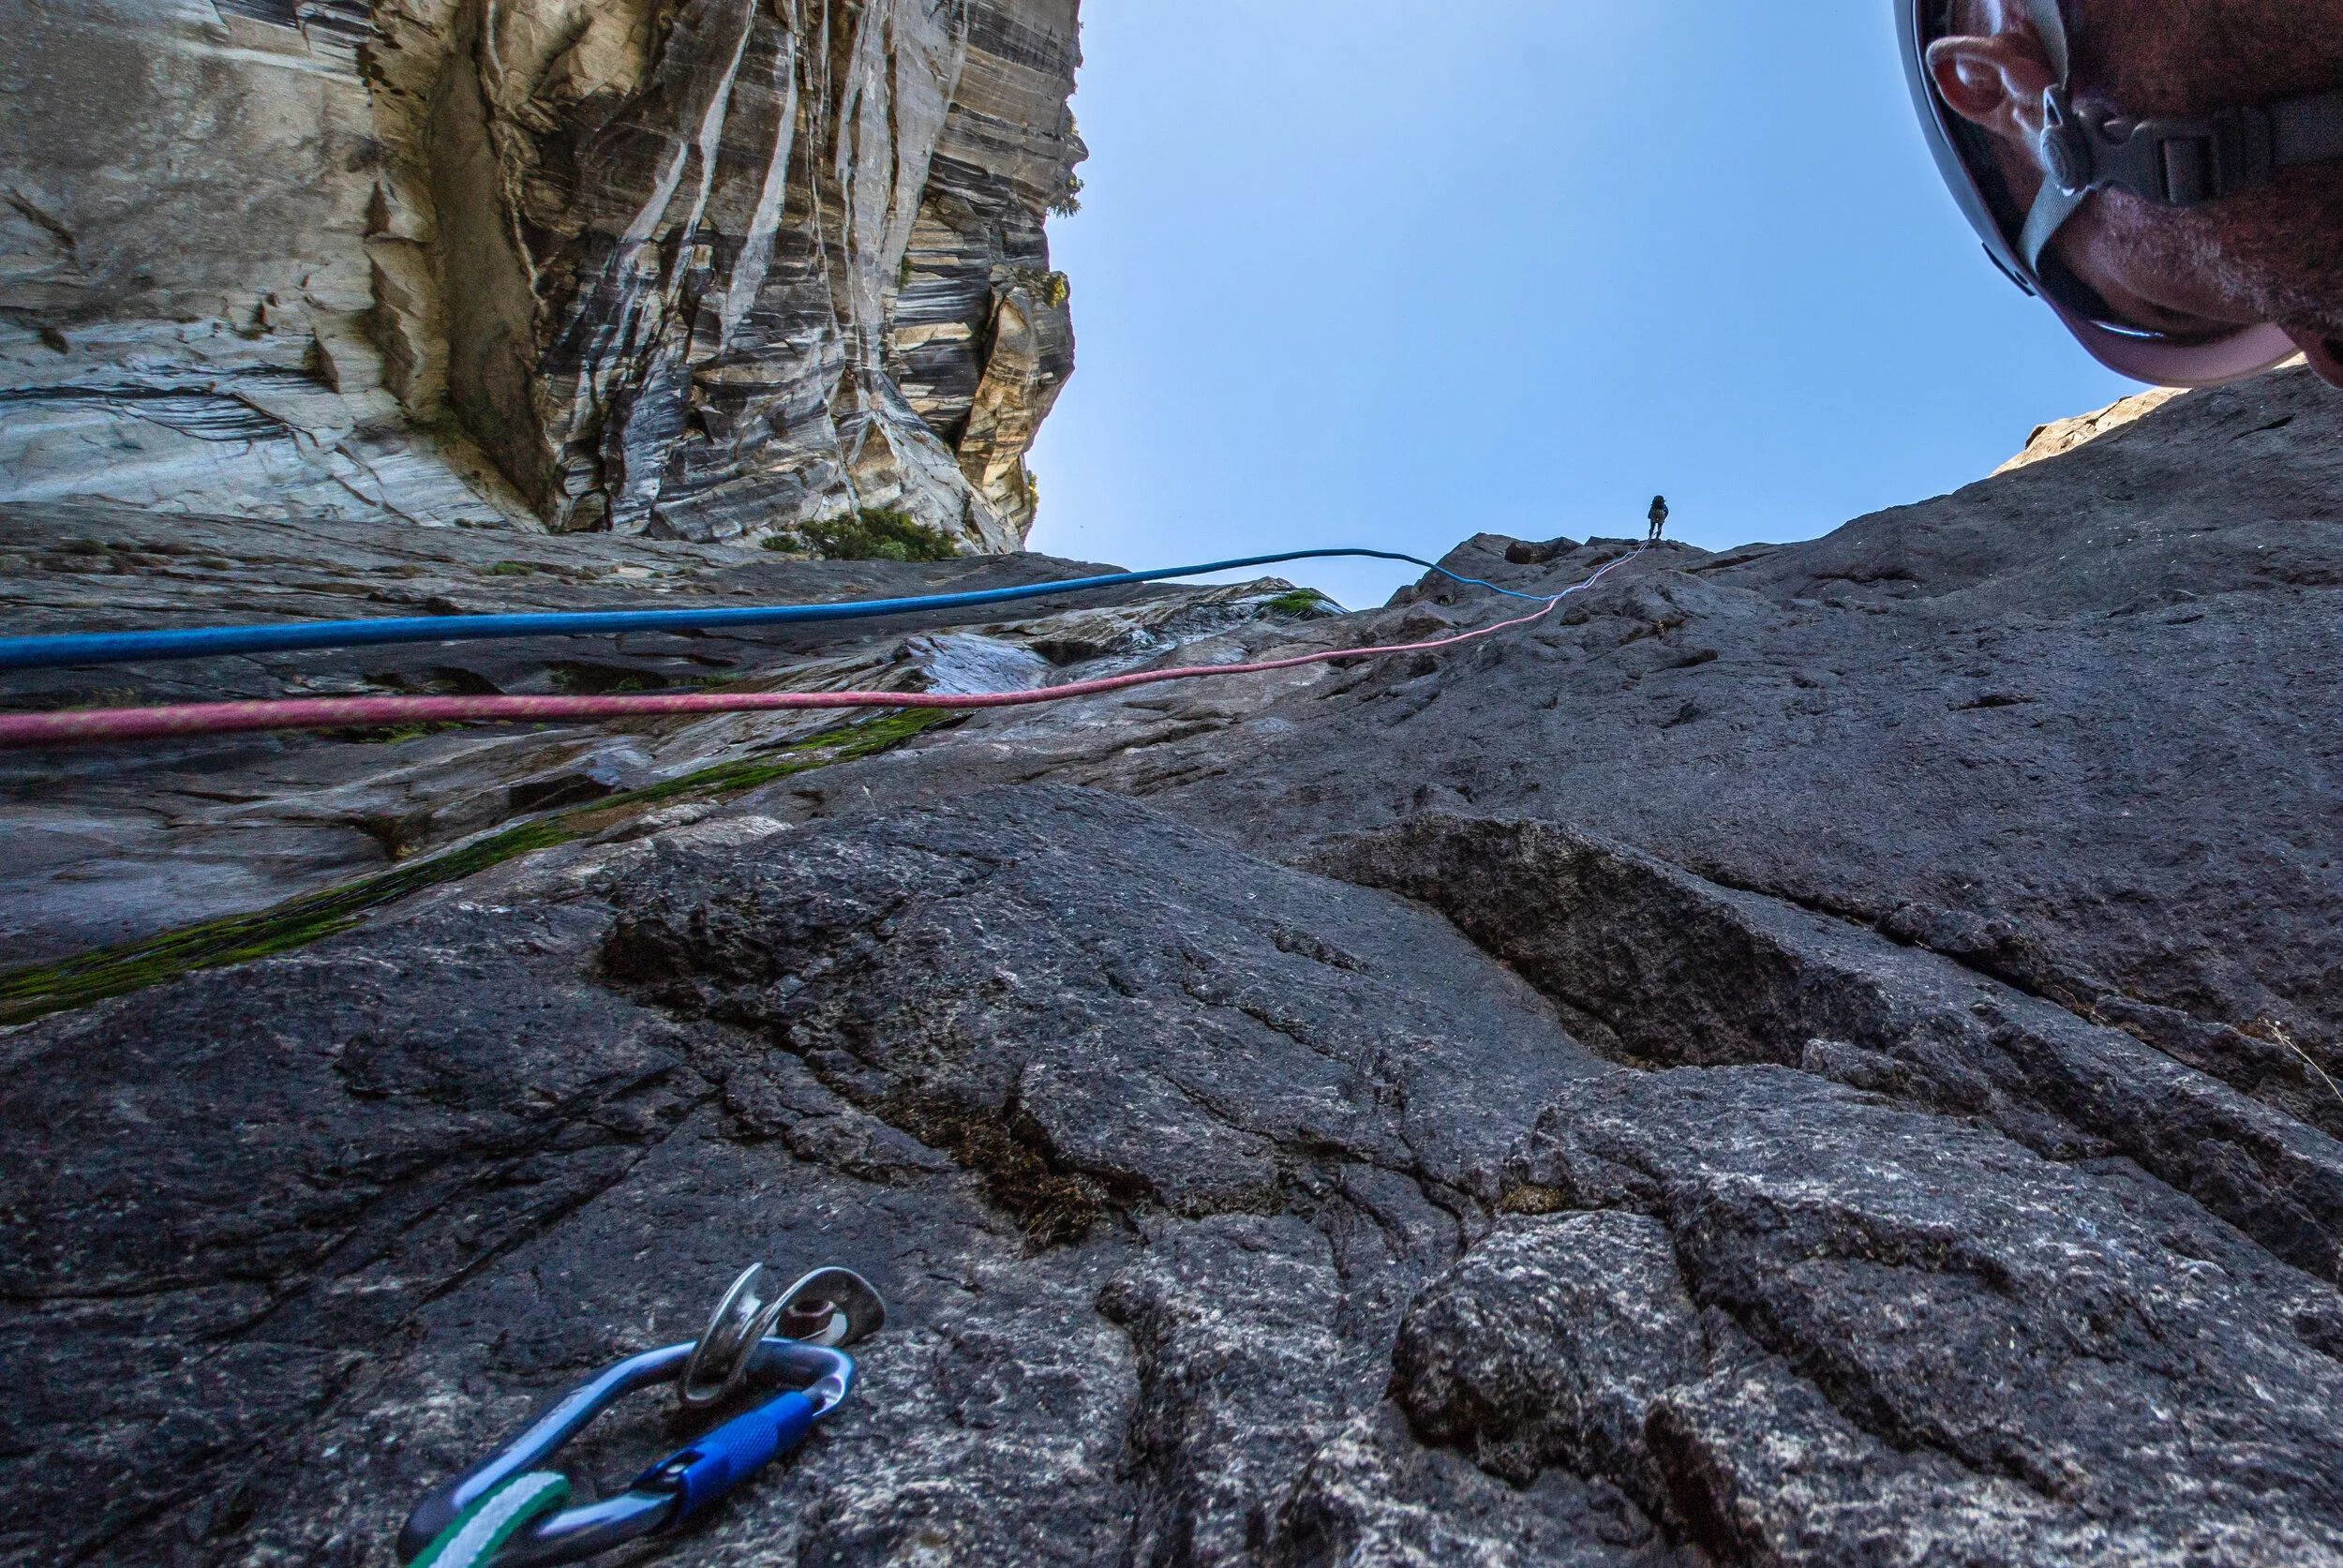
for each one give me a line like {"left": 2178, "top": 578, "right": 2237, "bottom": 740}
{"left": 1648, "top": 495, "right": 1668, "bottom": 544}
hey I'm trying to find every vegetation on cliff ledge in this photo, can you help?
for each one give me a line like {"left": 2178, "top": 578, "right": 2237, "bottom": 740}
{"left": 772, "top": 507, "right": 963, "bottom": 563}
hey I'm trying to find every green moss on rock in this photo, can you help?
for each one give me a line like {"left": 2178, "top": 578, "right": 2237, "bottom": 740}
{"left": 0, "top": 708, "right": 960, "bottom": 1026}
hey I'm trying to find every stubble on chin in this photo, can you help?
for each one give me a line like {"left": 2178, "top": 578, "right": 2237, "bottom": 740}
{"left": 2180, "top": 185, "right": 2343, "bottom": 340}
{"left": 2075, "top": 181, "right": 2343, "bottom": 342}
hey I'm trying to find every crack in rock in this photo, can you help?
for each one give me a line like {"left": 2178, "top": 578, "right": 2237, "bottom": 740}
{"left": 1383, "top": 1068, "right": 2343, "bottom": 1565}
{"left": 1315, "top": 814, "right": 2343, "bottom": 1282}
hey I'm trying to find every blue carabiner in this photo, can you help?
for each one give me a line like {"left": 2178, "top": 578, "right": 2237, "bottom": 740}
{"left": 396, "top": 1338, "right": 854, "bottom": 1568}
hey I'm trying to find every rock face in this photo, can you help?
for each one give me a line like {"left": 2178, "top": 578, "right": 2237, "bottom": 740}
{"left": 4, "top": 363, "right": 2343, "bottom": 1567}
{"left": 0, "top": 789, "right": 1637, "bottom": 1568}
{"left": 0, "top": 0, "right": 1082, "bottom": 546}
{"left": 1994, "top": 384, "right": 2186, "bottom": 472}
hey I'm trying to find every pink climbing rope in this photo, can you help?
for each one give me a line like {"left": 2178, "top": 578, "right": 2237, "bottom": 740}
{"left": 0, "top": 551, "right": 1640, "bottom": 752}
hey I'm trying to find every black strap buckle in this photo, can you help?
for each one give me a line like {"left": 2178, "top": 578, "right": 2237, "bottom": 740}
{"left": 2039, "top": 86, "right": 2277, "bottom": 207}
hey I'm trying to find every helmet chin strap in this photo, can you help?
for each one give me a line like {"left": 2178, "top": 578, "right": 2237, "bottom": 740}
{"left": 2015, "top": 0, "right": 2343, "bottom": 276}
{"left": 2023, "top": 0, "right": 2071, "bottom": 81}
{"left": 2016, "top": 0, "right": 2084, "bottom": 268}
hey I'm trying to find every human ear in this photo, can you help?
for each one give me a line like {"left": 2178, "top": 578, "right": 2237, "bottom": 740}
{"left": 1926, "top": 33, "right": 2058, "bottom": 145}
{"left": 2280, "top": 330, "right": 2343, "bottom": 389}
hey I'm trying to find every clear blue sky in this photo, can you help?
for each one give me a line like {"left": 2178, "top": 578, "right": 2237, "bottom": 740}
{"left": 1022, "top": 1, "right": 2137, "bottom": 609}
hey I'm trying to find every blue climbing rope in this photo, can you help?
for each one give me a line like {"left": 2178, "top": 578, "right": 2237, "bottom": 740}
{"left": 0, "top": 548, "right": 1559, "bottom": 672}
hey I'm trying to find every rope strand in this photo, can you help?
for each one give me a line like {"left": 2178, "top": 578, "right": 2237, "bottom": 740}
{"left": 0, "top": 548, "right": 1564, "bottom": 673}
{"left": 0, "top": 548, "right": 1644, "bottom": 752}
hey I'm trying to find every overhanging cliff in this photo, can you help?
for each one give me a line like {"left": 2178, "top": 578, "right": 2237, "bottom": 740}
{"left": 0, "top": 0, "right": 1082, "bottom": 548}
